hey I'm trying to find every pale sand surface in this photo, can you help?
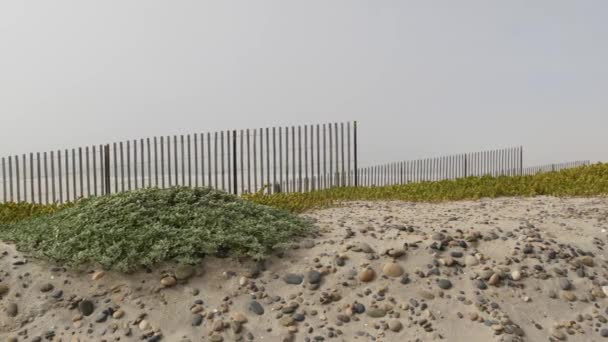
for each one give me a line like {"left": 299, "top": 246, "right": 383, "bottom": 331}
{"left": 1, "top": 196, "right": 608, "bottom": 341}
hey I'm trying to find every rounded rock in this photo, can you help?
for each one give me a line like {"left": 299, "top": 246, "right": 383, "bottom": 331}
{"left": 382, "top": 262, "right": 404, "bottom": 277}
{"left": 359, "top": 268, "right": 376, "bottom": 282}
{"left": 78, "top": 300, "right": 95, "bottom": 316}
{"left": 437, "top": 279, "right": 452, "bottom": 290}
{"left": 388, "top": 320, "right": 403, "bottom": 332}
{"left": 161, "top": 276, "right": 177, "bottom": 287}
{"left": 283, "top": 273, "right": 304, "bottom": 285}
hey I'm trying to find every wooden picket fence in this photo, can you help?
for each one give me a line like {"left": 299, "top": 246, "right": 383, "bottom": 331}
{"left": 357, "top": 146, "right": 524, "bottom": 186}
{"left": 522, "top": 160, "right": 590, "bottom": 175}
{"left": 0, "top": 120, "right": 594, "bottom": 204}
{"left": 0, "top": 121, "right": 358, "bottom": 204}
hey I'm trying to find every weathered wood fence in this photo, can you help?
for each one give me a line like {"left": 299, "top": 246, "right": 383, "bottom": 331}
{"left": 357, "top": 146, "right": 524, "bottom": 186}
{"left": 0, "top": 121, "right": 595, "bottom": 204}
{"left": 0, "top": 121, "right": 358, "bottom": 204}
{"left": 522, "top": 160, "right": 590, "bottom": 175}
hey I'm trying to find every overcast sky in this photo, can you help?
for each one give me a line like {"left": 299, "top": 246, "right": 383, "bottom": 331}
{"left": 1, "top": 1, "right": 606, "bottom": 167}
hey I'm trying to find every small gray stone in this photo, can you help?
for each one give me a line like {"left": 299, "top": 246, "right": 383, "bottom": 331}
{"left": 95, "top": 313, "right": 108, "bottom": 323}
{"left": 437, "top": 279, "right": 452, "bottom": 290}
{"left": 192, "top": 314, "right": 203, "bottom": 326}
{"left": 366, "top": 308, "right": 386, "bottom": 318}
{"left": 558, "top": 278, "right": 571, "bottom": 291}
{"left": 40, "top": 283, "right": 54, "bottom": 292}
{"left": 388, "top": 320, "right": 403, "bottom": 332}
{"left": 306, "top": 271, "right": 322, "bottom": 284}
{"left": 78, "top": 300, "right": 95, "bottom": 316}
{"left": 249, "top": 301, "right": 264, "bottom": 315}
{"left": 283, "top": 274, "right": 303, "bottom": 285}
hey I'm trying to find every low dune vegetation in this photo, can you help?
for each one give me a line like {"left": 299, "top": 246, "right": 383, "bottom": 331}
{"left": 244, "top": 163, "right": 608, "bottom": 212}
{"left": 0, "top": 163, "right": 606, "bottom": 272}
{"left": 0, "top": 187, "right": 311, "bottom": 271}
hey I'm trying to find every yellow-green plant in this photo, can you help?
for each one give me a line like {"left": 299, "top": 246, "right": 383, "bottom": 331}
{"left": 243, "top": 163, "right": 608, "bottom": 213}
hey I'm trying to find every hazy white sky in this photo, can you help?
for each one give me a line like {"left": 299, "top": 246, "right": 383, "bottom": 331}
{"left": 1, "top": 1, "right": 606, "bottom": 167}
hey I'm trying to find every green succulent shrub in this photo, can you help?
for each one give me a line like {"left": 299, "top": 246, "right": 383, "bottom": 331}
{"left": 0, "top": 187, "right": 311, "bottom": 271}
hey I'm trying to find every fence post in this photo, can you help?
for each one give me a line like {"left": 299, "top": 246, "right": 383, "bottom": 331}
{"left": 519, "top": 146, "right": 523, "bottom": 175}
{"left": 232, "top": 130, "right": 238, "bottom": 195}
{"left": 463, "top": 154, "right": 468, "bottom": 177}
{"left": 353, "top": 121, "right": 358, "bottom": 187}
{"left": 104, "top": 144, "right": 111, "bottom": 195}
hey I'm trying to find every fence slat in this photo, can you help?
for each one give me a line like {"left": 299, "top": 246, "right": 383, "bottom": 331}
{"left": 246, "top": 129, "right": 251, "bottom": 193}
{"left": 50, "top": 151, "right": 55, "bottom": 203}
{"left": 8, "top": 156, "right": 13, "bottom": 202}
{"left": 303, "top": 125, "right": 308, "bottom": 192}
{"left": 161, "top": 137, "right": 166, "bottom": 188}
{"left": 265, "top": 127, "right": 270, "bottom": 194}
{"left": 85, "top": 147, "right": 90, "bottom": 196}
{"left": 233, "top": 130, "right": 238, "bottom": 195}
{"left": 133, "top": 141, "right": 137, "bottom": 190}
{"left": 92, "top": 146, "right": 97, "bottom": 196}
{"left": 174, "top": 135, "right": 178, "bottom": 187}
{"left": 15, "top": 155, "right": 21, "bottom": 202}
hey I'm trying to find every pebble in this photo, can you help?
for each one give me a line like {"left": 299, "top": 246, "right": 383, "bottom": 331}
{"left": 139, "top": 319, "right": 150, "bottom": 331}
{"left": 488, "top": 273, "right": 500, "bottom": 286}
{"left": 284, "top": 273, "right": 304, "bottom": 285}
{"left": 232, "top": 312, "right": 248, "bottom": 323}
{"left": 366, "top": 308, "right": 386, "bottom": 318}
{"left": 279, "top": 316, "right": 294, "bottom": 326}
{"left": 249, "top": 301, "right": 264, "bottom": 315}
{"left": 40, "top": 283, "right": 54, "bottom": 292}
{"left": 78, "top": 300, "right": 95, "bottom": 316}
{"left": 192, "top": 313, "right": 203, "bottom": 326}
{"left": 419, "top": 290, "right": 435, "bottom": 300}
{"left": 558, "top": 277, "right": 572, "bottom": 291}
{"left": 359, "top": 267, "right": 375, "bottom": 282}
{"left": 112, "top": 309, "right": 125, "bottom": 319}
{"left": 161, "top": 276, "right": 177, "bottom": 287}
{"left": 306, "top": 270, "right": 322, "bottom": 284}
{"left": 511, "top": 270, "right": 522, "bottom": 281}
{"left": 600, "top": 329, "right": 608, "bottom": 337}
{"left": 437, "top": 279, "right": 452, "bottom": 290}
{"left": 382, "top": 262, "right": 404, "bottom": 277}
{"left": 388, "top": 320, "right": 403, "bottom": 332}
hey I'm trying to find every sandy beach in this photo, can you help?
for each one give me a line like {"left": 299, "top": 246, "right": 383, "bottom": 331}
{"left": 2, "top": 196, "right": 608, "bottom": 341}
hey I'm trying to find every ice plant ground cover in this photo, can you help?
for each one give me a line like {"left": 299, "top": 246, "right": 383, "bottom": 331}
{"left": 0, "top": 187, "right": 311, "bottom": 271}
{"left": 244, "top": 163, "right": 608, "bottom": 212}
